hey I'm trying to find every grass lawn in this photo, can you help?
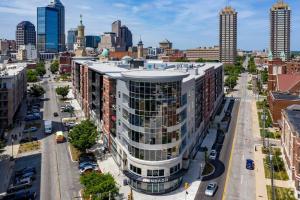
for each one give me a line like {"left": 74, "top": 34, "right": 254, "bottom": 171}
{"left": 258, "top": 110, "right": 273, "bottom": 128}
{"left": 262, "top": 147, "right": 282, "bottom": 156}
{"left": 263, "top": 157, "right": 289, "bottom": 180}
{"left": 260, "top": 129, "right": 281, "bottom": 139}
{"left": 202, "top": 162, "right": 214, "bottom": 176}
{"left": 266, "top": 185, "right": 296, "bottom": 200}
{"left": 69, "top": 144, "right": 81, "bottom": 161}
{"left": 18, "top": 141, "right": 41, "bottom": 154}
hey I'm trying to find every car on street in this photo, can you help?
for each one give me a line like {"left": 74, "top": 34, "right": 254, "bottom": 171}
{"left": 7, "top": 178, "right": 32, "bottom": 193}
{"left": 79, "top": 153, "right": 96, "bottom": 164}
{"left": 209, "top": 150, "right": 217, "bottom": 160}
{"left": 204, "top": 182, "right": 218, "bottom": 197}
{"left": 53, "top": 112, "right": 59, "bottom": 117}
{"left": 79, "top": 165, "right": 99, "bottom": 174}
{"left": 79, "top": 162, "right": 98, "bottom": 169}
{"left": 246, "top": 159, "right": 255, "bottom": 170}
{"left": 15, "top": 167, "right": 36, "bottom": 176}
{"left": 15, "top": 171, "right": 36, "bottom": 182}
{"left": 0, "top": 190, "right": 37, "bottom": 200}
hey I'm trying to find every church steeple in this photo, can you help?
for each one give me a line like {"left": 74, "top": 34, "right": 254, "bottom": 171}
{"left": 75, "top": 14, "right": 87, "bottom": 57}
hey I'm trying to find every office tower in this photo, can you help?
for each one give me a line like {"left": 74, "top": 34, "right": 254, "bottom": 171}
{"left": 67, "top": 28, "right": 78, "bottom": 51}
{"left": 85, "top": 35, "right": 101, "bottom": 49}
{"left": 270, "top": 1, "right": 291, "bottom": 61}
{"left": 16, "top": 21, "right": 36, "bottom": 49}
{"left": 159, "top": 39, "right": 172, "bottom": 51}
{"left": 111, "top": 20, "right": 132, "bottom": 51}
{"left": 219, "top": 6, "right": 237, "bottom": 64}
{"left": 49, "top": 0, "right": 65, "bottom": 51}
{"left": 120, "top": 25, "right": 132, "bottom": 51}
{"left": 37, "top": 0, "right": 65, "bottom": 53}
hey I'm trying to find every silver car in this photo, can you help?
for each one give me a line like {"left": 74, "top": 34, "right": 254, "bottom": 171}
{"left": 205, "top": 182, "right": 218, "bottom": 196}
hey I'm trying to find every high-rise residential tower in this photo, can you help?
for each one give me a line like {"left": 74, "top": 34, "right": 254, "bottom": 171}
{"left": 37, "top": 0, "right": 65, "bottom": 53}
{"left": 219, "top": 6, "right": 237, "bottom": 64}
{"left": 16, "top": 21, "right": 36, "bottom": 49}
{"left": 270, "top": 1, "right": 291, "bottom": 61}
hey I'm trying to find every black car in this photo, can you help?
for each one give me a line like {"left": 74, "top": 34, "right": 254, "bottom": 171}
{"left": 2, "top": 190, "right": 36, "bottom": 200}
{"left": 15, "top": 167, "right": 36, "bottom": 176}
{"left": 53, "top": 112, "right": 59, "bottom": 117}
{"left": 79, "top": 153, "right": 96, "bottom": 164}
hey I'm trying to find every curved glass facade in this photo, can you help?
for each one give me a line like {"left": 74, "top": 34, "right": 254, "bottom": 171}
{"left": 125, "top": 81, "right": 187, "bottom": 161}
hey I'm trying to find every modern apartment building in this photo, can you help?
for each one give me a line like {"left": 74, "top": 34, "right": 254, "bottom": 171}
{"left": 270, "top": 1, "right": 291, "bottom": 61}
{"left": 72, "top": 59, "right": 224, "bottom": 194}
{"left": 219, "top": 6, "right": 237, "bottom": 64}
{"left": 185, "top": 46, "right": 220, "bottom": 62}
{"left": 0, "top": 63, "right": 27, "bottom": 135}
{"left": 16, "top": 21, "right": 36, "bottom": 49}
{"left": 281, "top": 105, "right": 300, "bottom": 199}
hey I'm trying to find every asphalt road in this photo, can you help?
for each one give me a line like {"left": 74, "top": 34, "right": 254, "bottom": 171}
{"left": 40, "top": 65, "right": 80, "bottom": 200}
{"left": 194, "top": 98, "right": 240, "bottom": 200}
{"left": 223, "top": 73, "right": 261, "bottom": 200}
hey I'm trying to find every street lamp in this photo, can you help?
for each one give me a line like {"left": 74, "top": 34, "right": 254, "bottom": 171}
{"left": 10, "top": 138, "right": 14, "bottom": 161}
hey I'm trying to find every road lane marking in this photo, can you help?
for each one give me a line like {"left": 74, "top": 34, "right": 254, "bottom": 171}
{"left": 241, "top": 175, "right": 243, "bottom": 184}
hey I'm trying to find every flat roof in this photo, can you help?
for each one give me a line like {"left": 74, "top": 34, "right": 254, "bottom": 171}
{"left": 89, "top": 63, "right": 128, "bottom": 74}
{"left": 121, "top": 70, "right": 188, "bottom": 82}
{"left": 271, "top": 92, "right": 300, "bottom": 101}
{"left": 0, "top": 63, "right": 26, "bottom": 77}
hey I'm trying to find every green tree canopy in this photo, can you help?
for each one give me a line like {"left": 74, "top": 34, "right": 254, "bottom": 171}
{"left": 36, "top": 62, "right": 46, "bottom": 76}
{"left": 29, "top": 84, "right": 45, "bottom": 97}
{"left": 27, "top": 69, "right": 38, "bottom": 82}
{"left": 69, "top": 120, "right": 97, "bottom": 151}
{"left": 50, "top": 60, "right": 59, "bottom": 74}
{"left": 175, "top": 58, "right": 189, "bottom": 62}
{"left": 80, "top": 172, "right": 119, "bottom": 200}
{"left": 55, "top": 85, "right": 70, "bottom": 99}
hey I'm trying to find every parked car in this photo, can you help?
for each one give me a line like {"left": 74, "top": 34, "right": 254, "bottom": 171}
{"left": 246, "top": 159, "right": 255, "bottom": 170}
{"left": 79, "top": 162, "right": 98, "bottom": 169}
{"left": 15, "top": 171, "right": 36, "bottom": 182}
{"left": 1, "top": 190, "right": 36, "bottom": 200}
{"left": 79, "top": 153, "right": 96, "bottom": 164}
{"left": 209, "top": 150, "right": 217, "bottom": 160}
{"left": 19, "top": 137, "right": 38, "bottom": 144}
{"left": 205, "top": 182, "right": 218, "bottom": 197}
{"left": 7, "top": 178, "right": 32, "bottom": 193}
{"left": 15, "top": 167, "right": 36, "bottom": 176}
{"left": 53, "top": 112, "right": 59, "bottom": 117}
{"left": 79, "top": 165, "right": 99, "bottom": 174}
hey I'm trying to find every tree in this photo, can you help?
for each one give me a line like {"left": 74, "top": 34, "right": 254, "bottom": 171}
{"left": 69, "top": 120, "right": 98, "bottom": 151}
{"left": 0, "top": 140, "right": 5, "bottom": 153}
{"left": 50, "top": 60, "right": 59, "bottom": 74}
{"left": 261, "top": 68, "right": 268, "bottom": 84}
{"left": 175, "top": 58, "right": 189, "bottom": 62}
{"left": 27, "top": 70, "right": 38, "bottom": 82}
{"left": 80, "top": 172, "right": 119, "bottom": 200}
{"left": 55, "top": 85, "right": 70, "bottom": 99}
{"left": 247, "top": 57, "right": 257, "bottom": 74}
{"left": 36, "top": 62, "right": 46, "bottom": 76}
{"left": 29, "top": 84, "right": 45, "bottom": 97}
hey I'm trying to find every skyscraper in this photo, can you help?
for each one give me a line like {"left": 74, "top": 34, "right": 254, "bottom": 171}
{"left": 219, "top": 6, "right": 237, "bottom": 64}
{"left": 270, "top": 1, "right": 291, "bottom": 61}
{"left": 67, "top": 28, "right": 78, "bottom": 51}
{"left": 37, "top": 0, "right": 65, "bottom": 53}
{"left": 85, "top": 35, "right": 101, "bottom": 49}
{"left": 16, "top": 21, "right": 36, "bottom": 49}
{"left": 111, "top": 20, "right": 132, "bottom": 51}
{"left": 49, "top": 0, "right": 65, "bottom": 52}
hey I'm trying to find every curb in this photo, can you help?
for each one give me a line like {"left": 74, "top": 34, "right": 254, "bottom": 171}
{"left": 68, "top": 144, "right": 78, "bottom": 163}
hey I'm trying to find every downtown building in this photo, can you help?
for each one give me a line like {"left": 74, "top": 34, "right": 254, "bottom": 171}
{"left": 37, "top": 0, "right": 65, "bottom": 54}
{"left": 67, "top": 28, "right": 78, "bottom": 51}
{"left": 15, "top": 21, "right": 36, "bottom": 49}
{"left": 72, "top": 59, "right": 224, "bottom": 194}
{"left": 0, "top": 63, "right": 27, "bottom": 137}
{"left": 219, "top": 6, "right": 237, "bottom": 64}
{"left": 270, "top": 1, "right": 291, "bottom": 61}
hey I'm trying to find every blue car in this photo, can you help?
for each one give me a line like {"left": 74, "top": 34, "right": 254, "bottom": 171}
{"left": 246, "top": 159, "right": 255, "bottom": 170}
{"left": 79, "top": 162, "right": 98, "bottom": 170}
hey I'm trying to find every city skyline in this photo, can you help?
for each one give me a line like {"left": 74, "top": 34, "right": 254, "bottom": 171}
{"left": 0, "top": 0, "right": 300, "bottom": 50}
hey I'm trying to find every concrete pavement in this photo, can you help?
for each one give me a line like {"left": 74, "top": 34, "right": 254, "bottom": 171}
{"left": 223, "top": 73, "right": 259, "bottom": 200}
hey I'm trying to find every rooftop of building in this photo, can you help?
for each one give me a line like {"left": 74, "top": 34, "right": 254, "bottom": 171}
{"left": 17, "top": 21, "right": 35, "bottom": 28}
{"left": 122, "top": 70, "right": 188, "bottom": 81}
{"left": 186, "top": 46, "right": 220, "bottom": 51}
{"left": 0, "top": 63, "right": 26, "bottom": 78}
{"left": 220, "top": 6, "right": 237, "bottom": 14}
{"left": 277, "top": 74, "right": 300, "bottom": 92}
{"left": 271, "top": 1, "right": 290, "bottom": 10}
{"left": 271, "top": 92, "right": 300, "bottom": 101}
{"left": 159, "top": 39, "right": 172, "bottom": 44}
{"left": 284, "top": 105, "right": 300, "bottom": 134}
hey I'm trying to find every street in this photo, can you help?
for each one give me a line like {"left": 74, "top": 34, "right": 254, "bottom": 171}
{"left": 40, "top": 64, "right": 81, "bottom": 200}
{"left": 222, "top": 72, "right": 261, "bottom": 200}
